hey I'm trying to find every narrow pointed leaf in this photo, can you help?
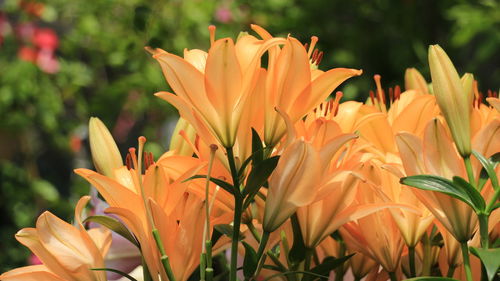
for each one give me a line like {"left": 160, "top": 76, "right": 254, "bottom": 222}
{"left": 84, "top": 215, "right": 139, "bottom": 248}
{"left": 469, "top": 247, "right": 500, "bottom": 281}
{"left": 238, "top": 147, "right": 266, "bottom": 178}
{"left": 452, "top": 176, "right": 486, "bottom": 212}
{"left": 302, "top": 254, "right": 354, "bottom": 281}
{"left": 472, "top": 150, "right": 500, "bottom": 191}
{"left": 183, "top": 175, "right": 234, "bottom": 195}
{"left": 288, "top": 214, "right": 307, "bottom": 266}
{"left": 251, "top": 128, "right": 264, "bottom": 165}
{"left": 242, "top": 241, "right": 258, "bottom": 278}
{"left": 243, "top": 156, "right": 280, "bottom": 199}
{"left": 401, "top": 175, "right": 479, "bottom": 212}
{"left": 405, "top": 276, "right": 458, "bottom": 281}
{"left": 92, "top": 268, "right": 139, "bottom": 281}
{"left": 212, "top": 224, "right": 244, "bottom": 242}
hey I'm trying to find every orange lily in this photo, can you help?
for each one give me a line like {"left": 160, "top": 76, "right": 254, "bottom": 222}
{"left": 249, "top": 25, "right": 362, "bottom": 146}
{"left": 151, "top": 28, "right": 285, "bottom": 148}
{"left": 77, "top": 129, "right": 234, "bottom": 281}
{"left": 397, "top": 118, "right": 476, "bottom": 242}
{"left": 428, "top": 45, "right": 473, "bottom": 157}
{"left": 0, "top": 196, "right": 111, "bottom": 281}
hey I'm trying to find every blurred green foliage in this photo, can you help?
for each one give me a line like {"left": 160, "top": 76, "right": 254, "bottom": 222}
{"left": 0, "top": 0, "right": 498, "bottom": 272}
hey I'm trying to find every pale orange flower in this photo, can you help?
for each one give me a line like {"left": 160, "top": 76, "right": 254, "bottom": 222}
{"left": 404, "top": 67, "right": 429, "bottom": 94}
{"left": 397, "top": 119, "right": 478, "bottom": 242}
{"left": 428, "top": 45, "right": 473, "bottom": 157}
{"left": 150, "top": 28, "right": 285, "bottom": 148}
{"left": 0, "top": 196, "right": 111, "bottom": 281}
{"left": 76, "top": 135, "right": 233, "bottom": 281}
{"left": 89, "top": 117, "right": 123, "bottom": 178}
{"left": 249, "top": 25, "right": 362, "bottom": 146}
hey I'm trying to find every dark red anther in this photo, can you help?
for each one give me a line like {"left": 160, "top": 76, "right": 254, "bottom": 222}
{"left": 487, "top": 90, "right": 493, "bottom": 98}
{"left": 315, "top": 51, "right": 324, "bottom": 65}
{"left": 304, "top": 42, "right": 309, "bottom": 51}
{"left": 388, "top": 87, "right": 394, "bottom": 103}
{"left": 143, "top": 151, "right": 155, "bottom": 170}
{"left": 125, "top": 153, "right": 132, "bottom": 170}
{"left": 369, "top": 90, "right": 376, "bottom": 105}
{"left": 394, "top": 85, "right": 401, "bottom": 100}
{"left": 312, "top": 49, "right": 318, "bottom": 62}
{"left": 478, "top": 92, "right": 484, "bottom": 107}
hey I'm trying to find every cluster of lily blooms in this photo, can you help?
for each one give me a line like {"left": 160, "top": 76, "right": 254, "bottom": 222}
{"left": 1, "top": 25, "right": 499, "bottom": 281}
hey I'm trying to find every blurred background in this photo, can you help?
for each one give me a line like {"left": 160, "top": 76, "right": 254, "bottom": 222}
{"left": 0, "top": 0, "right": 498, "bottom": 270}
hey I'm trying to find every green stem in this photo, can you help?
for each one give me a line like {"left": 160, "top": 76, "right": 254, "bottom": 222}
{"left": 388, "top": 271, "right": 398, "bottom": 281}
{"left": 227, "top": 147, "right": 243, "bottom": 281}
{"left": 421, "top": 233, "right": 432, "bottom": 276}
{"left": 200, "top": 253, "right": 206, "bottom": 281}
{"left": 304, "top": 248, "right": 313, "bottom": 271}
{"left": 247, "top": 221, "right": 261, "bottom": 242}
{"left": 256, "top": 231, "right": 270, "bottom": 262}
{"left": 478, "top": 213, "right": 489, "bottom": 249}
{"left": 460, "top": 242, "right": 473, "bottom": 281}
{"left": 230, "top": 195, "right": 243, "bottom": 281}
{"left": 408, "top": 245, "right": 416, "bottom": 278}
{"left": 485, "top": 188, "right": 500, "bottom": 214}
{"left": 253, "top": 231, "right": 270, "bottom": 278}
{"left": 334, "top": 240, "right": 346, "bottom": 281}
{"left": 464, "top": 156, "right": 476, "bottom": 187}
{"left": 446, "top": 264, "right": 456, "bottom": 277}
{"left": 153, "top": 229, "right": 176, "bottom": 281}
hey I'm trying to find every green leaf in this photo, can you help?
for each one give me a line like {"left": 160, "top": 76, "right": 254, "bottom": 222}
{"left": 401, "top": 175, "right": 482, "bottom": 212}
{"left": 183, "top": 175, "right": 234, "bottom": 195}
{"left": 92, "top": 268, "right": 138, "bottom": 281}
{"left": 472, "top": 150, "right": 500, "bottom": 191}
{"left": 251, "top": 128, "right": 264, "bottom": 165}
{"left": 302, "top": 254, "right": 354, "bottom": 281}
{"left": 211, "top": 224, "right": 244, "bottom": 244}
{"left": 243, "top": 156, "right": 279, "bottom": 202}
{"left": 84, "top": 215, "right": 139, "bottom": 248}
{"left": 242, "top": 241, "right": 258, "bottom": 278}
{"left": 237, "top": 129, "right": 266, "bottom": 178}
{"left": 469, "top": 247, "right": 500, "bottom": 281}
{"left": 405, "top": 276, "right": 458, "bottom": 281}
{"left": 452, "top": 176, "right": 486, "bottom": 211}
{"left": 288, "top": 214, "right": 307, "bottom": 266}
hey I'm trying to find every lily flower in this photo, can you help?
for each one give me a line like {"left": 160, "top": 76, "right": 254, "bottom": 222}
{"left": 150, "top": 28, "right": 286, "bottom": 148}
{"left": 405, "top": 68, "right": 429, "bottom": 94}
{"left": 397, "top": 118, "right": 475, "bottom": 242}
{"left": 0, "top": 196, "right": 111, "bottom": 281}
{"left": 428, "top": 45, "right": 473, "bottom": 157}
{"left": 262, "top": 110, "right": 357, "bottom": 232}
{"left": 89, "top": 117, "right": 123, "bottom": 178}
{"left": 77, "top": 133, "right": 233, "bottom": 281}
{"left": 250, "top": 26, "right": 362, "bottom": 146}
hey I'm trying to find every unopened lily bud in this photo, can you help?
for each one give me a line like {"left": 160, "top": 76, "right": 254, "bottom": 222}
{"left": 89, "top": 117, "right": 123, "bottom": 177}
{"left": 461, "top": 73, "right": 474, "bottom": 104}
{"left": 404, "top": 67, "right": 428, "bottom": 93}
{"left": 428, "top": 45, "right": 472, "bottom": 157}
{"left": 169, "top": 117, "right": 196, "bottom": 156}
{"left": 263, "top": 140, "right": 320, "bottom": 232}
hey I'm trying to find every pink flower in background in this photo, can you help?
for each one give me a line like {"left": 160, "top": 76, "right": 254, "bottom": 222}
{"left": 215, "top": 7, "right": 232, "bottom": 23}
{"left": 34, "top": 28, "right": 58, "bottom": 50}
{"left": 36, "top": 48, "right": 60, "bottom": 73}
{"left": 15, "top": 22, "right": 35, "bottom": 42}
